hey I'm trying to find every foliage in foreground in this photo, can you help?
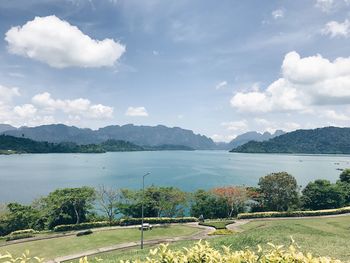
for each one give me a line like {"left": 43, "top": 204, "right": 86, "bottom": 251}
{"left": 0, "top": 250, "right": 43, "bottom": 263}
{"left": 85, "top": 241, "right": 342, "bottom": 263}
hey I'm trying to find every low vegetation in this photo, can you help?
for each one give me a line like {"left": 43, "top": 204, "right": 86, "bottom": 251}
{"left": 85, "top": 215, "right": 350, "bottom": 261}
{"left": 238, "top": 206, "right": 350, "bottom": 219}
{"left": 116, "top": 241, "right": 342, "bottom": 263}
{"left": 0, "top": 225, "right": 200, "bottom": 260}
{"left": 53, "top": 217, "right": 197, "bottom": 232}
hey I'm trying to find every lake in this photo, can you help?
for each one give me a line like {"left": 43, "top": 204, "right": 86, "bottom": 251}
{"left": 0, "top": 151, "right": 349, "bottom": 203}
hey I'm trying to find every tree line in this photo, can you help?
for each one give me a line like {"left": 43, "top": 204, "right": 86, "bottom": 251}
{"left": 0, "top": 169, "right": 349, "bottom": 236}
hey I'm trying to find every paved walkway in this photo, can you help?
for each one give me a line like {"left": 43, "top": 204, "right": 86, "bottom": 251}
{"left": 46, "top": 223, "right": 215, "bottom": 263}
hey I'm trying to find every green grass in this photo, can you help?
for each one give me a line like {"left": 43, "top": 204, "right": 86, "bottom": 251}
{"left": 0, "top": 225, "right": 200, "bottom": 260}
{"left": 88, "top": 216, "right": 350, "bottom": 262}
{"left": 199, "top": 219, "right": 235, "bottom": 229}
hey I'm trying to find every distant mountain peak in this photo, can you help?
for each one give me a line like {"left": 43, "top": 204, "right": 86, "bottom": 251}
{"left": 231, "top": 126, "right": 350, "bottom": 154}
{"left": 1, "top": 123, "right": 216, "bottom": 150}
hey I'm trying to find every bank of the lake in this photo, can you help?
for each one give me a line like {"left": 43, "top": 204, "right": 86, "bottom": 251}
{"left": 0, "top": 151, "right": 349, "bottom": 203}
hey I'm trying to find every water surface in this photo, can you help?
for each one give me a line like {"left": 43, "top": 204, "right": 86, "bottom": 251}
{"left": 0, "top": 151, "right": 349, "bottom": 203}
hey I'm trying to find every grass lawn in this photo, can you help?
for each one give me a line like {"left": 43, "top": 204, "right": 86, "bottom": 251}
{"left": 0, "top": 225, "right": 201, "bottom": 260}
{"left": 87, "top": 216, "right": 350, "bottom": 262}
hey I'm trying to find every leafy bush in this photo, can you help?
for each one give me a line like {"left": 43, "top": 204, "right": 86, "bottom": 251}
{"left": 114, "top": 241, "right": 341, "bottom": 262}
{"left": 76, "top": 229, "right": 93, "bottom": 237}
{"left": 0, "top": 250, "right": 43, "bottom": 262}
{"left": 238, "top": 206, "right": 350, "bottom": 219}
{"left": 119, "top": 217, "right": 198, "bottom": 226}
{"left": 53, "top": 221, "right": 120, "bottom": 232}
{"left": 6, "top": 233, "right": 34, "bottom": 241}
{"left": 10, "top": 229, "right": 36, "bottom": 235}
{"left": 208, "top": 229, "right": 235, "bottom": 235}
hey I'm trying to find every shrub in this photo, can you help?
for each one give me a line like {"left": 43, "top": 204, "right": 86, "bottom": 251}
{"left": 119, "top": 217, "right": 198, "bottom": 226}
{"left": 208, "top": 229, "right": 235, "bottom": 235}
{"left": 10, "top": 229, "right": 36, "bottom": 235}
{"left": 76, "top": 229, "right": 93, "bottom": 237}
{"left": 116, "top": 241, "right": 341, "bottom": 262}
{"left": 0, "top": 250, "right": 43, "bottom": 262}
{"left": 53, "top": 217, "right": 197, "bottom": 232}
{"left": 6, "top": 233, "right": 34, "bottom": 241}
{"left": 53, "top": 221, "right": 120, "bottom": 232}
{"left": 237, "top": 206, "right": 350, "bottom": 219}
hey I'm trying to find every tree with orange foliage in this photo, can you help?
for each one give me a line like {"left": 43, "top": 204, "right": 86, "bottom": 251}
{"left": 212, "top": 186, "right": 248, "bottom": 217}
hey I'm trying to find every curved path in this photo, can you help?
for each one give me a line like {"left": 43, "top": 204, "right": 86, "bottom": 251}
{"left": 46, "top": 223, "right": 215, "bottom": 263}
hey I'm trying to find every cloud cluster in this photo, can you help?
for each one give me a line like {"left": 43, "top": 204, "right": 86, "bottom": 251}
{"left": 0, "top": 84, "right": 115, "bottom": 127}
{"left": 5, "top": 16, "right": 126, "bottom": 68}
{"left": 125, "top": 106, "right": 148, "bottom": 117}
{"left": 32, "top": 92, "right": 113, "bottom": 119}
{"left": 231, "top": 51, "right": 350, "bottom": 113}
{"left": 315, "top": 0, "right": 334, "bottom": 12}
{"left": 322, "top": 19, "right": 350, "bottom": 38}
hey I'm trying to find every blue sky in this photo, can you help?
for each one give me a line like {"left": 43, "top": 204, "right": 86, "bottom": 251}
{"left": 0, "top": 0, "right": 350, "bottom": 142}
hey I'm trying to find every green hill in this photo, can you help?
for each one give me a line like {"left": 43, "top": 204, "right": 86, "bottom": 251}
{"left": 231, "top": 127, "right": 350, "bottom": 154}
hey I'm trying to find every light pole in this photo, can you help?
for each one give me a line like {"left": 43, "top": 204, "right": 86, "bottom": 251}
{"left": 141, "top": 172, "right": 150, "bottom": 249}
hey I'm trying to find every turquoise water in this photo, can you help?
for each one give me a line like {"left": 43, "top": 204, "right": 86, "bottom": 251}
{"left": 0, "top": 151, "right": 349, "bottom": 203}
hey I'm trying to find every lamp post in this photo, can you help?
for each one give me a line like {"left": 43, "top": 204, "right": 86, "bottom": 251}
{"left": 141, "top": 172, "right": 150, "bottom": 249}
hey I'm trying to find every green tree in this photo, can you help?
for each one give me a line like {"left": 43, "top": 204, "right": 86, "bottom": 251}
{"left": 0, "top": 203, "right": 42, "bottom": 236}
{"left": 190, "top": 189, "right": 228, "bottom": 219}
{"left": 302, "top": 180, "right": 344, "bottom": 210}
{"left": 339, "top": 169, "right": 350, "bottom": 183}
{"left": 212, "top": 186, "right": 248, "bottom": 217}
{"left": 41, "top": 187, "right": 96, "bottom": 228}
{"left": 258, "top": 172, "right": 300, "bottom": 211}
{"left": 117, "top": 186, "right": 187, "bottom": 218}
{"left": 337, "top": 169, "right": 350, "bottom": 205}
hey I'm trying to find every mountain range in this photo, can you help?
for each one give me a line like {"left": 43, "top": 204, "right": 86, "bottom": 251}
{"left": 1, "top": 124, "right": 216, "bottom": 150}
{"left": 218, "top": 130, "right": 285, "bottom": 150}
{"left": 231, "top": 127, "right": 350, "bottom": 154}
{"left": 0, "top": 123, "right": 285, "bottom": 150}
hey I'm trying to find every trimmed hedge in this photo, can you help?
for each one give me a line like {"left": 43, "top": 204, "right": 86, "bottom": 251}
{"left": 54, "top": 221, "right": 120, "bottom": 232}
{"left": 54, "top": 217, "right": 198, "bottom": 232}
{"left": 6, "top": 233, "right": 34, "bottom": 241}
{"left": 9, "top": 229, "right": 36, "bottom": 235}
{"left": 238, "top": 206, "right": 350, "bottom": 219}
{"left": 119, "top": 217, "right": 198, "bottom": 226}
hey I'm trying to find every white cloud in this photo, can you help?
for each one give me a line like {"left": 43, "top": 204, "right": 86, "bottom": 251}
{"left": 323, "top": 109, "right": 350, "bottom": 121}
{"left": 221, "top": 120, "right": 248, "bottom": 131}
{"left": 322, "top": 19, "right": 350, "bottom": 38}
{"left": 272, "top": 9, "right": 284, "bottom": 19}
{"left": 125, "top": 106, "right": 149, "bottom": 117}
{"left": 211, "top": 134, "right": 235, "bottom": 143}
{"left": 32, "top": 92, "right": 113, "bottom": 119}
{"left": 315, "top": 0, "right": 334, "bottom": 12}
{"left": 5, "top": 15, "right": 126, "bottom": 68}
{"left": 231, "top": 51, "right": 350, "bottom": 113}
{"left": 14, "top": 104, "right": 37, "bottom": 118}
{"left": 0, "top": 85, "right": 20, "bottom": 103}
{"left": 152, "top": 50, "right": 159, "bottom": 55}
{"left": 215, "top": 81, "right": 228, "bottom": 90}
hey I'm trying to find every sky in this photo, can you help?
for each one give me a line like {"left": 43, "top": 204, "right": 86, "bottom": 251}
{"left": 0, "top": 0, "right": 350, "bottom": 142}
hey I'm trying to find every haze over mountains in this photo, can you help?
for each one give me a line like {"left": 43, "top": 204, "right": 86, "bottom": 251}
{"left": 0, "top": 123, "right": 284, "bottom": 150}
